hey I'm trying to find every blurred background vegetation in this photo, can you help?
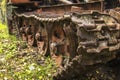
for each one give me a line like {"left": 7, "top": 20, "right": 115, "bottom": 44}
{"left": 0, "top": 0, "right": 6, "bottom": 24}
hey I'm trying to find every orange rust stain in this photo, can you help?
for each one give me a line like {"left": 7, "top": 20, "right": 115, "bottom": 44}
{"left": 11, "top": 0, "right": 29, "bottom": 3}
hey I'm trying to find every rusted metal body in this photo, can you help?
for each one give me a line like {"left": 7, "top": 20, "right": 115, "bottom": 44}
{"left": 109, "top": 7, "right": 120, "bottom": 23}
{"left": 6, "top": 0, "right": 120, "bottom": 79}
{"left": 10, "top": 0, "right": 29, "bottom": 3}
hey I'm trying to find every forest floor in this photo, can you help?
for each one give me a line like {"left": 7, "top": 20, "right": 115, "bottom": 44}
{"left": 0, "top": 24, "right": 57, "bottom": 80}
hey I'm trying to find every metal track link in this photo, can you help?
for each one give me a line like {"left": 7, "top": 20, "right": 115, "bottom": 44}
{"left": 53, "top": 55, "right": 82, "bottom": 80}
{"left": 14, "top": 11, "right": 71, "bottom": 22}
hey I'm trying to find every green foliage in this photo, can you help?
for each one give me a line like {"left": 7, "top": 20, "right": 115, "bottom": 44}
{"left": 13, "top": 58, "right": 56, "bottom": 80}
{"left": 0, "top": 24, "right": 57, "bottom": 79}
{"left": 1, "top": 0, "right": 7, "bottom": 23}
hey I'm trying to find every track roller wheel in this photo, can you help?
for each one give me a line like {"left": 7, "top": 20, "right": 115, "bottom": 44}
{"left": 19, "top": 19, "right": 28, "bottom": 41}
{"left": 50, "top": 25, "right": 70, "bottom": 67}
{"left": 25, "top": 25, "right": 35, "bottom": 46}
{"left": 35, "top": 25, "right": 48, "bottom": 55}
{"left": 27, "top": 34, "right": 35, "bottom": 46}
{"left": 19, "top": 25, "right": 27, "bottom": 41}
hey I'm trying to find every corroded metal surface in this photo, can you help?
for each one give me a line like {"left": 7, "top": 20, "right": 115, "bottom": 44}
{"left": 109, "top": 7, "right": 120, "bottom": 23}
{"left": 6, "top": 0, "right": 120, "bottom": 80}
{"left": 72, "top": 11, "right": 120, "bottom": 65}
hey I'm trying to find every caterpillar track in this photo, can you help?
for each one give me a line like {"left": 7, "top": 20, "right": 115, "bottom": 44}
{"left": 6, "top": 0, "right": 120, "bottom": 79}
{"left": 11, "top": 10, "right": 120, "bottom": 79}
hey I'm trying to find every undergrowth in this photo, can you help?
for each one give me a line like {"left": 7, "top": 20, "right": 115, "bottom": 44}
{"left": 0, "top": 23, "right": 57, "bottom": 80}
